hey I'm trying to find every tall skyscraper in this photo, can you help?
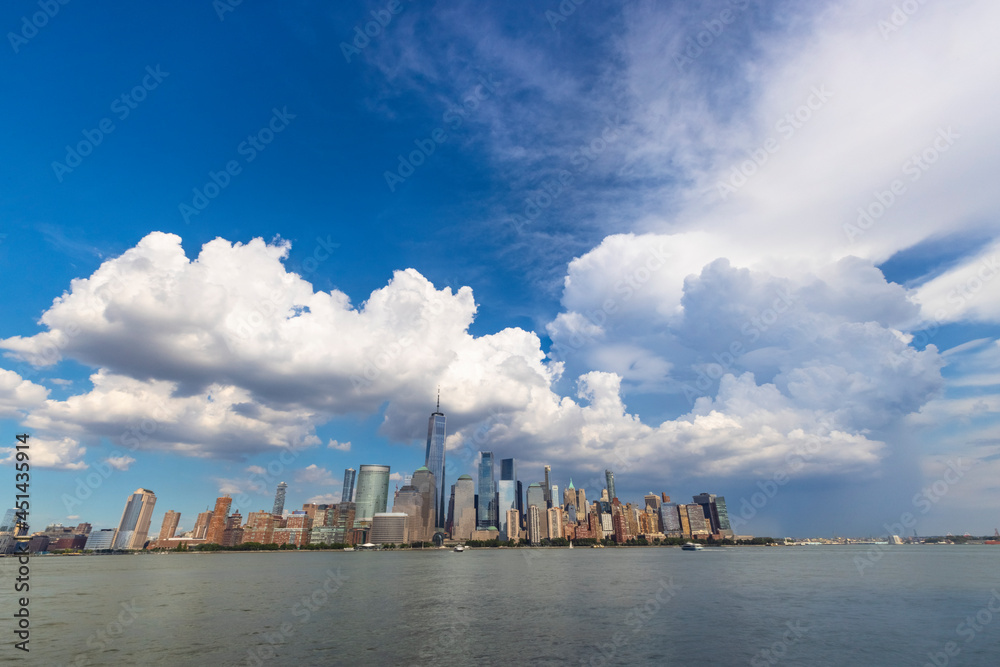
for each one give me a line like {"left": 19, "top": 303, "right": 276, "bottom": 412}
{"left": 692, "top": 493, "right": 720, "bottom": 533}
{"left": 452, "top": 475, "right": 476, "bottom": 540}
{"left": 477, "top": 452, "right": 496, "bottom": 529}
{"left": 424, "top": 394, "right": 447, "bottom": 532}
{"left": 526, "top": 482, "right": 546, "bottom": 513}
{"left": 192, "top": 511, "right": 213, "bottom": 539}
{"left": 205, "top": 496, "right": 232, "bottom": 544}
{"left": 605, "top": 470, "right": 616, "bottom": 502}
{"left": 354, "top": 465, "right": 391, "bottom": 527}
{"left": 715, "top": 496, "right": 733, "bottom": 536}
{"left": 576, "top": 487, "right": 588, "bottom": 521}
{"left": 543, "top": 465, "right": 552, "bottom": 507}
{"left": 497, "top": 479, "right": 517, "bottom": 537}
{"left": 272, "top": 482, "right": 288, "bottom": 516}
{"left": 0, "top": 508, "right": 18, "bottom": 533}
{"left": 564, "top": 480, "right": 577, "bottom": 509}
{"left": 500, "top": 457, "right": 520, "bottom": 524}
{"left": 157, "top": 510, "right": 180, "bottom": 542}
{"left": 341, "top": 468, "right": 356, "bottom": 502}
{"left": 410, "top": 467, "right": 437, "bottom": 542}
{"left": 112, "top": 488, "right": 157, "bottom": 550}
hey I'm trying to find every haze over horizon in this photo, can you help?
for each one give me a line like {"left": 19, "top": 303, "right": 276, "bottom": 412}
{"left": 2, "top": 0, "right": 999, "bottom": 537}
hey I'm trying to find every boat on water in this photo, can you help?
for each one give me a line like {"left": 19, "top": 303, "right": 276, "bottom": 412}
{"left": 681, "top": 543, "right": 703, "bottom": 551}
{"left": 453, "top": 545, "right": 465, "bottom": 552}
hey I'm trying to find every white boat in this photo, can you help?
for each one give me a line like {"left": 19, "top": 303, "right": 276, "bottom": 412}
{"left": 453, "top": 545, "right": 465, "bottom": 552}
{"left": 681, "top": 542, "right": 703, "bottom": 551}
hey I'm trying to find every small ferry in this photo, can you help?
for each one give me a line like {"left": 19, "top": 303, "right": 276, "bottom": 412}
{"left": 453, "top": 545, "right": 465, "bottom": 552}
{"left": 681, "top": 543, "right": 703, "bottom": 551}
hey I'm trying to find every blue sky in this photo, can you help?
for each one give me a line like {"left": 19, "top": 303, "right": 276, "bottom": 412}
{"left": 2, "top": 0, "right": 999, "bottom": 538}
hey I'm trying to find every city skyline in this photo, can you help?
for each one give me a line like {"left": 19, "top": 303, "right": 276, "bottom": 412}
{"left": 1, "top": 2, "right": 999, "bottom": 538}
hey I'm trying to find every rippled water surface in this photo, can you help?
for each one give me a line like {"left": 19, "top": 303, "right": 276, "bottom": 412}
{"left": 13, "top": 545, "right": 1000, "bottom": 665}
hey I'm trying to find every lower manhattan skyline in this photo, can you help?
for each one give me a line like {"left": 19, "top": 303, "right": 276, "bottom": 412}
{"left": 2, "top": 0, "right": 1000, "bottom": 546}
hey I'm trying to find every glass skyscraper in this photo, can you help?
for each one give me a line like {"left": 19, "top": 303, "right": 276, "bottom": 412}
{"left": 112, "top": 488, "right": 157, "bottom": 550}
{"left": 477, "top": 452, "right": 496, "bottom": 529}
{"left": 424, "top": 398, "right": 447, "bottom": 531}
{"left": 354, "top": 465, "right": 391, "bottom": 527}
{"left": 341, "top": 468, "right": 356, "bottom": 502}
{"left": 272, "top": 481, "right": 287, "bottom": 516}
{"left": 605, "top": 469, "right": 616, "bottom": 502}
{"left": 496, "top": 479, "right": 517, "bottom": 537}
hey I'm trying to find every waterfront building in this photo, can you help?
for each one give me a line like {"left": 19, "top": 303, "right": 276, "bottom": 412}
{"left": 192, "top": 511, "right": 213, "bottom": 540}
{"left": 547, "top": 507, "right": 564, "bottom": 539}
{"left": 354, "top": 465, "right": 391, "bottom": 527}
{"left": 332, "top": 502, "right": 356, "bottom": 544}
{"left": 424, "top": 396, "right": 447, "bottom": 531}
{"left": 1, "top": 509, "right": 18, "bottom": 533}
{"left": 526, "top": 483, "right": 546, "bottom": 514}
{"left": 112, "top": 488, "right": 157, "bottom": 550}
{"left": 715, "top": 496, "right": 733, "bottom": 536}
{"left": 411, "top": 467, "right": 437, "bottom": 541}
{"left": 392, "top": 484, "right": 423, "bottom": 543}
{"left": 527, "top": 505, "right": 542, "bottom": 545}
{"left": 85, "top": 529, "right": 115, "bottom": 551}
{"left": 600, "top": 512, "right": 613, "bottom": 539}
{"left": 626, "top": 505, "right": 642, "bottom": 538}
{"left": 371, "top": 512, "right": 407, "bottom": 545}
{"left": 222, "top": 511, "right": 244, "bottom": 547}
{"left": 605, "top": 470, "right": 616, "bottom": 502}
{"left": 452, "top": 474, "right": 476, "bottom": 540}
{"left": 564, "top": 481, "right": 577, "bottom": 509}
{"left": 685, "top": 504, "right": 710, "bottom": 536}
{"left": 678, "top": 505, "right": 692, "bottom": 537}
{"left": 272, "top": 482, "right": 287, "bottom": 517}
{"left": 341, "top": 468, "right": 356, "bottom": 502}
{"left": 157, "top": 510, "right": 180, "bottom": 542}
{"left": 244, "top": 511, "right": 277, "bottom": 544}
{"left": 505, "top": 508, "right": 520, "bottom": 542}
{"left": 310, "top": 527, "right": 338, "bottom": 545}
{"left": 477, "top": 452, "right": 497, "bottom": 529}
{"left": 613, "top": 514, "right": 627, "bottom": 543}
{"left": 204, "top": 496, "right": 233, "bottom": 545}
{"left": 497, "top": 479, "right": 517, "bottom": 537}
{"left": 660, "top": 504, "right": 682, "bottom": 535}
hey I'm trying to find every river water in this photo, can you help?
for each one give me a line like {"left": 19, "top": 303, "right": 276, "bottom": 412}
{"left": 10, "top": 545, "right": 1000, "bottom": 665}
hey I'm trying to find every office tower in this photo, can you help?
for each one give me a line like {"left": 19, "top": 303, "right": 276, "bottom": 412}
{"left": 85, "top": 529, "right": 115, "bottom": 550}
{"left": 332, "top": 502, "right": 356, "bottom": 544}
{"left": 543, "top": 465, "right": 552, "bottom": 507}
{"left": 551, "top": 485, "right": 559, "bottom": 512}
{"left": 527, "top": 505, "right": 542, "bottom": 545}
{"left": 500, "top": 458, "right": 520, "bottom": 520}
{"left": 341, "top": 468, "right": 357, "bottom": 502}
{"left": 204, "top": 496, "right": 233, "bottom": 544}
{"left": 547, "top": 507, "right": 564, "bottom": 539}
{"left": 715, "top": 496, "right": 733, "bottom": 536}
{"left": 354, "top": 465, "right": 391, "bottom": 527}
{"left": 192, "top": 511, "right": 213, "bottom": 540}
{"left": 644, "top": 493, "right": 662, "bottom": 511}
{"left": 564, "top": 481, "right": 577, "bottom": 509}
{"left": 157, "top": 511, "right": 180, "bottom": 542}
{"left": 452, "top": 475, "right": 476, "bottom": 540}
{"left": 526, "top": 483, "right": 546, "bottom": 513}
{"left": 685, "top": 504, "right": 709, "bottom": 535}
{"left": 576, "top": 487, "right": 588, "bottom": 521}
{"left": 692, "top": 493, "right": 721, "bottom": 533}
{"left": 477, "top": 452, "right": 496, "bottom": 529}
{"left": 392, "top": 485, "right": 422, "bottom": 543}
{"left": 505, "top": 508, "right": 520, "bottom": 541}
{"left": 370, "top": 513, "right": 407, "bottom": 544}
{"left": 605, "top": 470, "right": 616, "bottom": 502}
{"left": 497, "top": 479, "right": 517, "bottom": 537}
{"left": 112, "top": 488, "right": 157, "bottom": 550}
{"left": 411, "top": 467, "right": 437, "bottom": 541}
{"left": 0, "top": 508, "right": 18, "bottom": 533}
{"left": 272, "top": 482, "right": 288, "bottom": 516}
{"left": 424, "top": 394, "right": 447, "bottom": 531}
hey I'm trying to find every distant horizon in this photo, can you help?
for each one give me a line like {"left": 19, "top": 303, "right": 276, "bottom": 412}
{"left": 3, "top": 2, "right": 1000, "bottom": 538}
